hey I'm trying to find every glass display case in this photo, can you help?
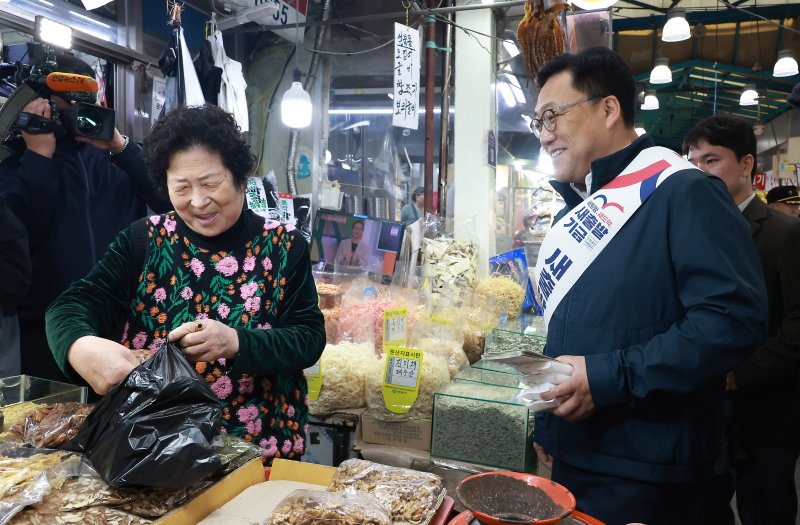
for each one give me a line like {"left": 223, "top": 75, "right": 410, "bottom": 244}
{"left": 454, "top": 366, "right": 520, "bottom": 389}
{"left": 484, "top": 314, "right": 547, "bottom": 355}
{"left": 431, "top": 382, "right": 534, "bottom": 472}
{"left": 0, "top": 375, "right": 87, "bottom": 407}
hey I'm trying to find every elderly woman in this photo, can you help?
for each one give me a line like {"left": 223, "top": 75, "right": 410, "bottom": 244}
{"left": 45, "top": 105, "right": 325, "bottom": 463}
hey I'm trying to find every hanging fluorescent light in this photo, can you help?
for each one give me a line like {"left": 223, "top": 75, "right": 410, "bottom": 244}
{"left": 773, "top": 49, "right": 799, "bottom": 78}
{"left": 34, "top": 16, "right": 72, "bottom": 49}
{"left": 281, "top": 71, "right": 312, "bottom": 129}
{"left": 641, "top": 90, "right": 659, "bottom": 110}
{"left": 662, "top": 8, "right": 690, "bottom": 43}
{"left": 739, "top": 84, "right": 758, "bottom": 106}
{"left": 481, "top": 0, "right": 494, "bottom": 4}
{"left": 649, "top": 58, "right": 672, "bottom": 84}
{"left": 635, "top": 125, "right": 647, "bottom": 136}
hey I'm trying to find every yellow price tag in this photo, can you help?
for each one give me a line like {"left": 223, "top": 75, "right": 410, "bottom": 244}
{"left": 383, "top": 307, "right": 408, "bottom": 346}
{"left": 304, "top": 360, "right": 323, "bottom": 401}
{"left": 381, "top": 346, "right": 423, "bottom": 414}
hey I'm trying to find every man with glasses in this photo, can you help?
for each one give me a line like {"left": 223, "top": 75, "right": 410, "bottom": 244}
{"left": 530, "top": 47, "right": 766, "bottom": 524}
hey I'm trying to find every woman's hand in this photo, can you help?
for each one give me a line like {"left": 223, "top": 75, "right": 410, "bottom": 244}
{"left": 168, "top": 320, "right": 239, "bottom": 363}
{"left": 67, "top": 336, "right": 141, "bottom": 395}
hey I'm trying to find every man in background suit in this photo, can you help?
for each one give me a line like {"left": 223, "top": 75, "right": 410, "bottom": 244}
{"left": 685, "top": 114, "right": 800, "bottom": 525}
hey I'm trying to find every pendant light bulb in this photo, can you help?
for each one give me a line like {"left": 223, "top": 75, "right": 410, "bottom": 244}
{"left": 649, "top": 58, "right": 672, "bottom": 84}
{"left": 641, "top": 90, "right": 659, "bottom": 110}
{"left": 773, "top": 49, "right": 799, "bottom": 78}
{"left": 739, "top": 84, "right": 758, "bottom": 106}
{"left": 662, "top": 8, "right": 691, "bottom": 42}
{"left": 281, "top": 71, "right": 312, "bottom": 129}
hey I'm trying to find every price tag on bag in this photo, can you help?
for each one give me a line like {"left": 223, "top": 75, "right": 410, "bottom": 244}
{"left": 304, "top": 360, "right": 323, "bottom": 401}
{"left": 383, "top": 307, "right": 408, "bottom": 346}
{"left": 382, "top": 346, "right": 423, "bottom": 414}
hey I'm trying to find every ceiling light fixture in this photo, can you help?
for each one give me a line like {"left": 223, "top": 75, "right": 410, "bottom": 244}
{"left": 641, "top": 90, "right": 659, "bottom": 110}
{"left": 635, "top": 125, "right": 647, "bottom": 136}
{"left": 570, "top": 0, "right": 619, "bottom": 10}
{"left": 773, "top": 49, "right": 799, "bottom": 78}
{"left": 662, "top": 8, "right": 691, "bottom": 42}
{"left": 281, "top": 15, "right": 312, "bottom": 128}
{"left": 739, "top": 84, "right": 759, "bottom": 106}
{"left": 649, "top": 58, "right": 672, "bottom": 84}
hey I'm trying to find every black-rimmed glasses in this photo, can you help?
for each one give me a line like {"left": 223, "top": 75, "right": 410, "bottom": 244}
{"left": 530, "top": 97, "right": 602, "bottom": 138}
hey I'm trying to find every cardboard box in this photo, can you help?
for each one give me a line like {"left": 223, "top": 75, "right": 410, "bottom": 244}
{"left": 201, "top": 459, "right": 454, "bottom": 525}
{"left": 156, "top": 458, "right": 265, "bottom": 524}
{"left": 360, "top": 412, "right": 432, "bottom": 451}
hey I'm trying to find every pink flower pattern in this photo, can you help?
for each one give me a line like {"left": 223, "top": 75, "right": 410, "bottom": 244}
{"left": 190, "top": 258, "right": 205, "bottom": 278}
{"left": 215, "top": 256, "right": 239, "bottom": 277}
{"left": 240, "top": 282, "right": 258, "bottom": 299}
{"left": 120, "top": 212, "right": 308, "bottom": 465}
{"left": 132, "top": 332, "right": 147, "bottom": 349}
{"left": 238, "top": 376, "right": 254, "bottom": 394}
{"left": 217, "top": 303, "right": 230, "bottom": 319}
{"left": 210, "top": 376, "right": 233, "bottom": 399}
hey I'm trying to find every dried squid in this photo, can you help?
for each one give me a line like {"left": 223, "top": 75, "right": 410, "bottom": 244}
{"left": 518, "top": 0, "right": 569, "bottom": 80}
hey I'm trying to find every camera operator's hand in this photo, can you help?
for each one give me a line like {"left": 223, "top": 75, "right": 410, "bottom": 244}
{"left": 21, "top": 98, "right": 56, "bottom": 159}
{"left": 74, "top": 128, "right": 127, "bottom": 154}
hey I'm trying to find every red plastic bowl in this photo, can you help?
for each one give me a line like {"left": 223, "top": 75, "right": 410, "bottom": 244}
{"left": 456, "top": 472, "right": 577, "bottom": 525}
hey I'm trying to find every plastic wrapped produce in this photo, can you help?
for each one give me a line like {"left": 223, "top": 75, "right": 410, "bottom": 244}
{"left": 415, "top": 338, "right": 468, "bottom": 380}
{"left": 338, "top": 298, "right": 416, "bottom": 354}
{"left": 365, "top": 350, "right": 450, "bottom": 422}
{"left": 265, "top": 489, "right": 391, "bottom": 525}
{"left": 308, "top": 342, "right": 375, "bottom": 415}
{"left": 9, "top": 403, "right": 93, "bottom": 449}
{"left": 328, "top": 459, "right": 445, "bottom": 525}
{"left": 474, "top": 275, "right": 526, "bottom": 319}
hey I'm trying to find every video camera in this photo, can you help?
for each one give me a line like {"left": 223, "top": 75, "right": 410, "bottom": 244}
{"left": 0, "top": 43, "right": 116, "bottom": 159}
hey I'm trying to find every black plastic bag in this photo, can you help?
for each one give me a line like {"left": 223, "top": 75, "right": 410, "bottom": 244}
{"left": 62, "top": 343, "right": 223, "bottom": 489}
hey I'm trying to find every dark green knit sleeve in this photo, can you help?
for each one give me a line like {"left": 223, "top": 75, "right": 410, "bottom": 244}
{"left": 45, "top": 226, "right": 137, "bottom": 382}
{"left": 232, "top": 241, "right": 326, "bottom": 375}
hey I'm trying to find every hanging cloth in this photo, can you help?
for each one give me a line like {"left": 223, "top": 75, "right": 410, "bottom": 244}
{"left": 158, "top": 26, "right": 206, "bottom": 118}
{"left": 208, "top": 30, "right": 249, "bottom": 132}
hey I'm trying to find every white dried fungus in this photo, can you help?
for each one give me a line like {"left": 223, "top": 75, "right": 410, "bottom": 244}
{"left": 309, "top": 342, "right": 375, "bottom": 415}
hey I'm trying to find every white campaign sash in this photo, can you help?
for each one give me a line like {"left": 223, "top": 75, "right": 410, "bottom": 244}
{"left": 533, "top": 146, "right": 696, "bottom": 326}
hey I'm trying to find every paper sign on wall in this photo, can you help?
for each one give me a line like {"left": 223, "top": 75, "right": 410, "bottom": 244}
{"left": 392, "top": 23, "right": 420, "bottom": 130}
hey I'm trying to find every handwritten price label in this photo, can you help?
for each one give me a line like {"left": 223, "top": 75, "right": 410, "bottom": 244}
{"left": 382, "top": 346, "right": 423, "bottom": 414}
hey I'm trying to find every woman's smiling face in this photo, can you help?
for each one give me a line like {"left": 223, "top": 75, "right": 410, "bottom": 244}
{"left": 166, "top": 146, "right": 245, "bottom": 237}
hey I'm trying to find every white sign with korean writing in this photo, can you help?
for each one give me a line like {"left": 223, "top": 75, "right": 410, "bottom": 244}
{"left": 533, "top": 147, "right": 695, "bottom": 326}
{"left": 392, "top": 23, "right": 420, "bottom": 130}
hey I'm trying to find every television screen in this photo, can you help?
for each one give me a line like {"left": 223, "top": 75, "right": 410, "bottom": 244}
{"left": 310, "top": 209, "right": 405, "bottom": 277}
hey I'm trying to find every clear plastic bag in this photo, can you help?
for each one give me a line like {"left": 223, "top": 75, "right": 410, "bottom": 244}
{"left": 421, "top": 213, "right": 479, "bottom": 300}
{"left": 412, "top": 315, "right": 468, "bottom": 380}
{"left": 308, "top": 342, "right": 375, "bottom": 415}
{"left": 365, "top": 350, "right": 450, "bottom": 422}
{"left": 9, "top": 402, "right": 94, "bottom": 449}
{"left": 328, "top": 459, "right": 445, "bottom": 525}
{"left": 264, "top": 489, "right": 392, "bottom": 525}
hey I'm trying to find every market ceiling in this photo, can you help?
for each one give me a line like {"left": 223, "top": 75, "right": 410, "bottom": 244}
{"left": 179, "top": 0, "right": 799, "bottom": 153}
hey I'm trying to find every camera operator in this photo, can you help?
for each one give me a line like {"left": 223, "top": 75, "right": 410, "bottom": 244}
{"left": 0, "top": 53, "right": 169, "bottom": 383}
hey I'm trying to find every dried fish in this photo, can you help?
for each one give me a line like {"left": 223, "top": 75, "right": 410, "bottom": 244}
{"left": 518, "top": 0, "right": 569, "bottom": 79}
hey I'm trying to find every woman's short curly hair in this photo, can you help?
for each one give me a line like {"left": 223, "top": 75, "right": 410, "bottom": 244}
{"left": 143, "top": 105, "right": 255, "bottom": 195}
